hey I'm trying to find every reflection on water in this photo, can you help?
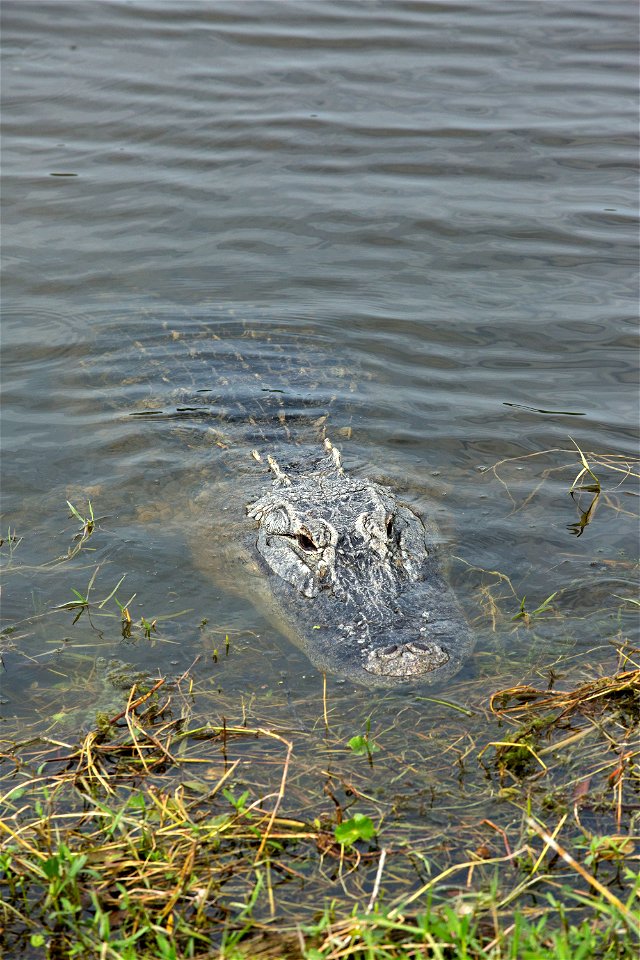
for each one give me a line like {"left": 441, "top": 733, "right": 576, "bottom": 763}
{"left": 1, "top": 1, "right": 637, "bottom": 732}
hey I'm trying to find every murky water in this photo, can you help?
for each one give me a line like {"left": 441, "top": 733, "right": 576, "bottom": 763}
{"left": 1, "top": 2, "right": 638, "bottom": 733}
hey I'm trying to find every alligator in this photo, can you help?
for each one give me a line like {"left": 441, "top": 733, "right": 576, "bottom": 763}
{"left": 87, "top": 312, "right": 473, "bottom": 688}
{"left": 245, "top": 438, "right": 474, "bottom": 687}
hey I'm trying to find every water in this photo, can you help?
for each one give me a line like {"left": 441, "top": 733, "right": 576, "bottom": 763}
{"left": 1, "top": 1, "right": 638, "bottom": 729}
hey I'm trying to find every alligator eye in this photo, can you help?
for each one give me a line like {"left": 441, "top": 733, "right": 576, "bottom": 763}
{"left": 296, "top": 533, "right": 318, "bottom": 552}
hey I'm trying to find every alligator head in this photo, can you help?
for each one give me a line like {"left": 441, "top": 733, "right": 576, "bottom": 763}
{"left": 246, "top": 440, "right": 473, "bottom": 687}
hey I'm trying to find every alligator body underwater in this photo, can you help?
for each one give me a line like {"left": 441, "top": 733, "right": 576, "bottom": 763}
{"left": 246, "top": 439, "right": 474, "bottom": 688}
{"left": 110, "top": 315, "right": 473, "bottom": 688}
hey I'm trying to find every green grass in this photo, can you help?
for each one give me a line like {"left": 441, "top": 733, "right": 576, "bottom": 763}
{"left": 1, "top": 662, "right": 638, "bottom": 959}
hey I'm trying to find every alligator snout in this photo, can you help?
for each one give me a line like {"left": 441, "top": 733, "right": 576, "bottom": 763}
{"left": 364, "top": 638, "right": 450, "bottom": 678}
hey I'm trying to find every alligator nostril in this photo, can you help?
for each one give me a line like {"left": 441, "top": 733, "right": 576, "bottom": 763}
{"left": 410, "top": 639, "right": 433, "bottom": 652}
{"left": 406, "top": 640, "right": 450, "bottom": 666}
{"left": 380, "top": 642, "right": 400, "bottom": 657}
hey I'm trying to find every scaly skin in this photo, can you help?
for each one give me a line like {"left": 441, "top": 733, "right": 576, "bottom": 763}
{"left": 246, "top": 440, "right": 474, "bottom": 687}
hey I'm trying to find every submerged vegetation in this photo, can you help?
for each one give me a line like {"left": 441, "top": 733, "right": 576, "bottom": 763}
{"left": 1, "top": 444, "right": 638, "bottom": 958}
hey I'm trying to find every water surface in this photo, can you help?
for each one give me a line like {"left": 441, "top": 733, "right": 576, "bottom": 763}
{"left": 1, "top": 0, "right": 637, "bottom": 736}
